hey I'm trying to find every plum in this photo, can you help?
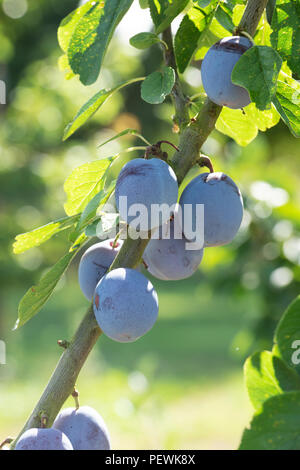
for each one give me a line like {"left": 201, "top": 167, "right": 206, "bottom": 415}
{"left": 78, "top": 239, "right": 123, "bottom": 300}
{"left": 115, "top": 158, "right": 178, "bottom": 231}
{"left": 53, "top": 406, "right": 110, "bottom": 450}
{"left": 179, "top": 172, "right": 243, "bottom": 247}
{"left": 201, "top": 36, "right": 252, "bottom": 109}
{"left": 143, "top": 219, "right": 204, "bottom": 280}
{"left": 15, "top": 428, "right": 73, "bottom": 450}
{"left": 93, "top": 268, "right": 158, "bottom": 342}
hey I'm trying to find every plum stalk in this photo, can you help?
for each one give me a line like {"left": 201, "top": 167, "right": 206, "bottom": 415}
{"left": 11, "top": 0, "right": 269, "bottom": 448}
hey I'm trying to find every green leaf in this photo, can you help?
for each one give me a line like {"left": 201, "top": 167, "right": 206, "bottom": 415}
{"left": 216, "top": 102, "right": 280, "bottom": 146}
{"left": 253, "top": 14, "right": 272, "bottom": 47}
{"left": 266, "top": 0, "right": 276, "bottom": 25}
{"left": 195, "top": 0, "right": 212, "bottom": 7}
{"left": 272, "top": 80, "right": 300, "bottom": 137}
{"left": 275, "top": 296, "right": 300, "bottom": 374}
{"left": 239, "top": 392, "right": 300, "bottom": 450}
{"left": 58, "top": 54, "right": 75, "bottom": 80}
{"left": 77, "top": 179, "right": 116, "bottom": 231}
{"left": 129, "top": 32, "right": 161, "bottom": 49}
{"left": 15, "top": 251, "right": 78, "bottom": 329}
{"left": 231, "top": 3, "right": 246, "bottom": 25}
{"left": 141, "top": 67, "right": 175, "bottom": 104}
{"left": 64, "top": 159, "right": 112, "bottom": 216}
{"left": 244, "top": 102, "right": 280, "bottom": 130}
{"left": 214, "top": 3, "right": 235, "bottom": 33}
{"left": 70, "top": 232, "right": 88, "bottom": 251}
{"left": 67, "top": 0, "right": 134, "bottom": 85}
{"left": 174, "top": 5, "right": 216, "bottom": 73}
{"left": 271, "top": 0, "right": 300, "bottom": 78}
{"left": 63, "top": 77, "right": 144, "bottom": 140}
{"left": 232, "top": 45, "right": 282, "bottom": 110}
{"left": 245, "top": 351, "right": 300, "bottom": 411}
{"left": 85, "top": 218, "right": 101, "bottom": 237}
{"left": 58, "top": 0, "right": 96, "bottom": 53}
{"left": 13, "top": 215, "right": 79, "bottom": 254}
{"left": 57, "top": 0, "right": 95, "bottom": 80}
{"left": 95, "top": 213, "right": 120, "bottom": 239}
{"left": 194, "top": 16, "right": 229, "bottom": 60}
{"left": 149, "top": 0, "right": 189, "bottom": 34}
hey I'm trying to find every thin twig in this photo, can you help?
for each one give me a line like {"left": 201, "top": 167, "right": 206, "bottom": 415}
{"left": 71, "top": 389, "right": 80, "bottom": 410}
{"left": 162, "top": 26, "right": 190, "bottom": 130}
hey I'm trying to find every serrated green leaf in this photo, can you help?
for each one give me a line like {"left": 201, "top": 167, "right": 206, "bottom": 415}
{"left": 175, "top": 5, "right": 216, "bottom": 73}
{"left": 214, "top": 3, "right": 234, "bottom": 32}
{"left": 149, "top": 0, "right": 189, "bottom": 34}
{"left": 141, "top": 67, "right": 175, "bottom": 104}
{"left": 271, "top": 0, "right": 300, "bottom": 78}
{"left": 13, "top": 215, "right": 79, "bottom": 255}
{"left": 239, "top": 392, "right": 300, "bottom": 450}
{"left": 129, "top": 32, "right": 161, "bottom": 49}
{"left": 64, "top": 159, "right": 112, "bottom": 216}
{"left": 272, "top": 80, "right": 300, "bottom": 137}
{"left": 63, "top": 77, "right": 144, "bottom": 140}
{"left": 67, "top": 0, "right": 134, "bottom": 85}
{"left": 15, "top": 251, "right": 79, "bottom": 329}
{"left": 245, "top": 351, "right": 300, "bottom": 412}
{"left": 275, "top": 296, "right": 300, "bottom": 374}
{"left": 216, "top": 102, "right": 280, "bottom": 146}
{"left": 232, "top": 45, "right": 282, "bottom": 111}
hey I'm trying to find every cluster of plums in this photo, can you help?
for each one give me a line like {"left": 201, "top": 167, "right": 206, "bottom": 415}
{"left": 15, "top": 34, "right": 248, "bottom": 450}
{"left": 78, "top": 156, "right": 243, "bottom": 344}
{"left": 15, "top": 406, "right": 110, "bottom": 450}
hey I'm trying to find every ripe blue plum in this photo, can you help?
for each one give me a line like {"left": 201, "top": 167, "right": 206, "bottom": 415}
{"left": 115, "top": 158, "right": 178, "bottom": 231}
{"left": 78, "top": 239, "right": 123, "bottom": 300}
{"left": 53, "top": 406, "right": 110, "bottom": 450}
{"left": 15, "top": 428, "right": 73, "bottom": 450}
{"left": 143, "top": 219, "right": 204, "bottom": 280}
{"left": 201, "top": 36, "right": 252, "bottom": 109}
{"left": 93, "top": 268, "right": 158, "bottom": 342}
{"left": 179, "top": 172, "right": 243, "bottom": 247}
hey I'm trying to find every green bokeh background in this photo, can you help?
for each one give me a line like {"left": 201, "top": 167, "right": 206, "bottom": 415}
{"left": 0, "top": 0, "right": 299, "bottom": 449}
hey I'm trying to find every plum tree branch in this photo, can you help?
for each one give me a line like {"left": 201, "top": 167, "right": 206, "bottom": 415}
{"left": 171, "top": 99, "right": 222, "bottom": 183}
{"left": 237, "top": 0, "right": 269, "bottom": 37}
{"left": 11, "top": 0, "right": 268, "bottom": 449}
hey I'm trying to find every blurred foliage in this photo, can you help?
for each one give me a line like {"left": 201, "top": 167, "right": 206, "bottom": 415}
{"left": 0, "top": 0, "right": 299, "bottom": 449}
